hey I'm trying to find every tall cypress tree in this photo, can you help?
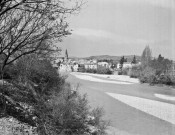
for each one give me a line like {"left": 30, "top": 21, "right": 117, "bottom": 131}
{"left": 141, "top": 45, "right": 152, "bottom": 67}
{"left": 132, "top": 55, "right": 137, "bottom": 64}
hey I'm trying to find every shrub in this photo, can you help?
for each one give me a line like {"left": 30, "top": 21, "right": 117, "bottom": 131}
{"left": 0, "top": 64, "right": 17, "bottom": 80}
{"left": 78, "top": 67, "right": 85, "bottom": 73}
{"left": 129, "top": 65, "right": 141, "bottom": 78}
{"left": 118, "top": 70, "right": 122, "bottom": 75}
{"left": 96, "top": 67, "right": 112, "bottom": 75}
{"left": 139, "top": 66, "right": 175, "bottom": 86}
{"left": 1, "top": 55, "right": 108, "bottom": 135}
{"left": 85, "top": 68, "right": 97, "bottom": 74}
{"left": 139, "top": 67, "right": 156, "bottom": 84}
{"left": 117, "top": 68, "right": 129, "bottom": 76}
{"left": 157, "top": 74, "right": 173, "bottom": 85}
{"left": 83, "top": 67, "right": 113, "bottom": 75}
{"left": 121, "top": 68, "right": 129, "bottom": 75}
{"left": 171, "top": 75, "right": 175, "bottom": 86}
{"left": 90, "top": 107, "right": 109, "bottom": 134}
{"left": 43, "top": 87, "right": 108, "bottom": 135}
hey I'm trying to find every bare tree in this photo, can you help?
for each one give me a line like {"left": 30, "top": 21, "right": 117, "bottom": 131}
{"left": 0, "top": 0, "right": 83, "bottom": 71}
{"left": 0, "top": 0, "right": 83, "bottom": 119}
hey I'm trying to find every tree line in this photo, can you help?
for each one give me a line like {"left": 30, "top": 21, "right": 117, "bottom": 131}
{"left": 130, "top": 45, "right": 175, "bottom": 85}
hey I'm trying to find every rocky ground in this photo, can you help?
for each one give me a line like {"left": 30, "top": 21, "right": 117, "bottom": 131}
{"left": 0, "top": 116, "right": 37, "bottom": 135}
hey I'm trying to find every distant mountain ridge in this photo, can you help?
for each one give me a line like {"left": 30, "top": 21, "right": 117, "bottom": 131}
{"left": 70, "top": 55, "right": 141, "bottom": 62}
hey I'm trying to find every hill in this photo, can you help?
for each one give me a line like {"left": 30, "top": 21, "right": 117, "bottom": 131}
{"left": 83, "top": 55, "right": 141, "bottom": 62}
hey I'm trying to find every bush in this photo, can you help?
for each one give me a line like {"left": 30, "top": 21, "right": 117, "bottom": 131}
{"left": 121, "top": 68, "right": 129, "bottom": 75}
{"left": 41, "top": 85, "right": 108, "bottom": 135}
{"left": 118, "top": 70, "right": 122, "bottom": 75}
{"left": 96, "top": 67, "right": 113, "bottom": 75}
{"left": 85, "top": 68, "right": 97, "bottom": 74}
{"left": 117, "top": 68, "right": 129, "bottom": 76}
{"left": 82, "top": 67, "right": 113, "bottom": 75}
{"left": 90, "top": 107, "right": 109, "bottom": 134}
{"left": 139, "top": 66, "right": 175, "bottom": 86}
{"left": 78, "top": 67, "right": 85, "bottom": 73}
{"left": 171, "top": 75, "right": 175, "bottom": 86}
{"left": 1, "top": 55, "right": 108, "bottom": 135}
{"left": 129, "top": 66, "right": 141, "bottom": 78}
{"left": 157, "top": 74, "right": 173, "bottom": 85}
{"left": 0, "top": 64, "right": 17, "bottom": 80}
{"left": 139, "top": 67, "right": 156, "bottom": 84}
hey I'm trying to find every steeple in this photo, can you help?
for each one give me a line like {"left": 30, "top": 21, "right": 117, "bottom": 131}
{"left": 65, "top": 49, "right": 68, "bottom": 61}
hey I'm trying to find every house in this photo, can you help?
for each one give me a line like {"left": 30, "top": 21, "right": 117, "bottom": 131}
{"left": 117, "top": 62, "right": 132, "bottom": 69}
{"left": 98, "top": 62, "right": 110, "bottom": 68}
{"left": 82, "top": 59, "right": 98, "bottom": 70}
{"left": 117, "top": 62, "right": 141, "bottom": 69}
{"left": 52, "top": 49, "right": 73, "bottom": 72}
{"left": 77, "top": 64, "right": 85, "bottom": 72}
{"left": 59, "top": 63, "right": 72, "bottom": 72}
{"left": 72, "top": 62, "right": 79, "bottom": 72}
{"left": 78, "top": 59, "right": 87, "bottom": 65}
{"left": 92, "top": 59, "right": 97, "bottom": 63}
{"left": 84, "top": 63, "right": 98, "bottom": 69}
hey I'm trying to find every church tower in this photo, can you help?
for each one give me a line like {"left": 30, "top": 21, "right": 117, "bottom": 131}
{"left": 65, "top": 49, "right": 68, "bottom": 62}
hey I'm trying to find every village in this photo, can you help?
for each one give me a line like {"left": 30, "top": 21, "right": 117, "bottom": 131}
{"left": 52, "top": 49, "right": 142, "bottom": 74}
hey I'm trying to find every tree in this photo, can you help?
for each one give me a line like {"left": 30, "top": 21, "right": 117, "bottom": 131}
{"left": 0, "top": 0, "right": 83, "bottom": 71}
{"left": 150, "top": 54, "right": 172, "bottom": 75}
{"left": 119, "top": 56, "right": 127, "bottom": 69}
{"left": 157, "top": 54, "right": 164, "bottom": 63}
{"left": 131, "top": 55, "right": 137, "bottom": 64}
{"left": 141, "top": 45, "right": 152, "bottom": 67}
{"left": 0, "top": 1, "right": 82, "bottom": 17}
{"left": 0, "top": 0, "right": 85, "bottom": 133}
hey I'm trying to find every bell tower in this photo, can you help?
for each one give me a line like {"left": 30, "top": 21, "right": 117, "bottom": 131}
{"left": 65, "top": 49, "right": 68, "bottom": 62}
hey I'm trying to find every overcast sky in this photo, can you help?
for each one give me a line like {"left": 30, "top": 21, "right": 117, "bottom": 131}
{"left": 59, "top": 0, "right": 175, "bottom": 60}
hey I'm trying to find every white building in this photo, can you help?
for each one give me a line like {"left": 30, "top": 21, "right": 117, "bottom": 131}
{"left": 84, "top": 63, "right": 98, "bottom": 69}
{"left": 117, "top": 62, "right": 132, "bottom": 69}
{"left": 59, "top": 64, "right": 72, "bottom": 72}
{"left": 72, "top": 63, "right": 79, "bottom": 72}
{"left": 117, "top": 62, "right": 141, "bottom": 69}
{"left": 98, "top": 62, "right": 110, "bottom": 68}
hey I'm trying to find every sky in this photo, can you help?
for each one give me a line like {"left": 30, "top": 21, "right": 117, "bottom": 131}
{"left": 58, "top": 0, "right": 175, "bottom": 60}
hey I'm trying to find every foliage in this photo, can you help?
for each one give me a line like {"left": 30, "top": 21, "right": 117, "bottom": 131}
{"left": 0, "top": 64, "right": 16, "bottom": 79}
{"left": 129, "top": 65, "right": 141, "bottom": 78}
{"left": 97, "top": 59, "right": 113, "bottom": 63}
{"left": 117, "top": 68, "right": 129, "bottom": 75}
{"left": 85, "top": 68, "right": 97, "bottom": 74}
{"left": 139, "top": 48, "right": 174, "bottom": 86}
{"left": 0, "top": 0, "right": 83, "bottom": 70}
{"left": 171, "top": 76, "right": 175, "bottom": 86}
{"left": 118, "top": 70, "right": 123, "bottom": 75}
{"left": 157, "top": 74, "right": 173, "bottom": 85}
{"left": 149, "top": 54, "right": 172, "bottom": 76}
{"left": 119, "top": 56, "right": 127, "bottom": 69}
{"left": 139, "top": 66, "right": 175, "bottom": 86}
{"left": 78, "top": 65, "right": 86, "bottom": 73}
{"left": 96, "top": 67, "right": 112, "bottom": 75}
{"left": 79, "top": 66, "right": 113, "bottom": 75}
{"left": 0, "top": 56, "right": 108, "bottom": 135}
{"left": 1, "top": 55, "right": 65, "bottom": 111}
{"left": 141, "top": 45, "right": 152, "bottom": 67}
{"left": 90, "top": 107, "right": 109, "bottom": 135}
{"left": 139, "top": 66, "right": 156, "bottom": 84}
{"left": 131, "top": 55, "right": 137, "bottom": 64}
